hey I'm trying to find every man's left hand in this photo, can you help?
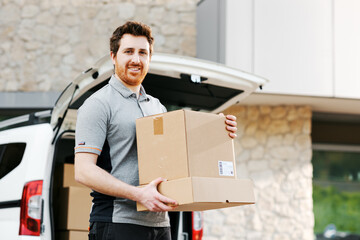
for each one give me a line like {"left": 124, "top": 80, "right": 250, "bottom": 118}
{"left": 219, "top": 113, "right": 238, "bottom": 139}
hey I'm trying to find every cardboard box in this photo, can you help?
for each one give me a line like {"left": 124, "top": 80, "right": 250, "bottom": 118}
{"left": 57, "top": 230, "right": 88, "bottom": 240}
{"left": 56, "top": 186, "right": 92, "bottom": 231}
{"left": 136, "top": 110, "right": 236, "bottom": 185}
{"left": 137, "top": 177, "right": 255, "bottom": 211}
{"left": 55, "top": 163, "right": 85, "bottom": 188}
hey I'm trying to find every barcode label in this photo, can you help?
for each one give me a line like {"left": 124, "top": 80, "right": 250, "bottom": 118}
{"left": 218, "top": 161, "right": 234, "bottom": 176}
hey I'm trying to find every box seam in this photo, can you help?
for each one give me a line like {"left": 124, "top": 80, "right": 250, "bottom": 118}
{"left": 183, "top": 110, "right": 191, "bottom": 178}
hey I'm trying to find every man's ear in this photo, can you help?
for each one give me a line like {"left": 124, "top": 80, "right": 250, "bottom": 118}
{"left": 110, "top": 52, "right": 116, "bottom": 64}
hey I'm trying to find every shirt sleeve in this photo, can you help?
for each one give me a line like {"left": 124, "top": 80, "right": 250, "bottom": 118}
{"left": 74, "top": 97, "right": 109, "bottom": 155}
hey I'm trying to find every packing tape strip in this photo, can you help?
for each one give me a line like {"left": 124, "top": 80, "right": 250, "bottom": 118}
{"left": 153, "top": 116, "right": 163, "bottom": 135}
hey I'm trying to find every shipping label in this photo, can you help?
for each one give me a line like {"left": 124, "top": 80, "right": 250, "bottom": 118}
{"left": 218, "top": 161, "right": 234, "bottom": 176}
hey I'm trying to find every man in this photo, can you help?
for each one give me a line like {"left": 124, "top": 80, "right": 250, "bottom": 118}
{"left": 74, "top": 21, "right": 237, "bottom": 240}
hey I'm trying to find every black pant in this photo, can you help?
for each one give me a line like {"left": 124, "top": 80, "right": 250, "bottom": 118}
{"left": 88, "top": 222, "right": 172, "bottom": 240}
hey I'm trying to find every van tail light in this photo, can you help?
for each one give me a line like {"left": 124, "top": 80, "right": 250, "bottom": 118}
{"left": 19, "top": 180, "right": 43, "bottom": 236}
{"left": 192, "top": 211, "right": 203, "bottom": 240}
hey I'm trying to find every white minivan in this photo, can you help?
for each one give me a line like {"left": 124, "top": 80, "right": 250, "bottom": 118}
{"left": 0, "top": 53, "right": 266, "bottom": 240}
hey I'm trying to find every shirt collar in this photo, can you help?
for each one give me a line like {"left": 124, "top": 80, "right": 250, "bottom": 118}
{"left": 109, "top": 75, "right": 150, "bottom": 102}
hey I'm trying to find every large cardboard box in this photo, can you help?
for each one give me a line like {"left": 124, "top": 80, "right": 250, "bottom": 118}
{"left": 136, "top": 110, "right": 237, "bottom": 185}
{"left": 137, "top": 177, "right": 255, "bottom": 211}
{"left": 57, "top": 230, "right": 88, "bottom": 240}
{"left": 56, "top": 186, "right": 92, "bottom": 231}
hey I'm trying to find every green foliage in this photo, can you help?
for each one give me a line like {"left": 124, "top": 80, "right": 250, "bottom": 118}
{"left": 313, "top": 184, "right": 360, "bottom": 234}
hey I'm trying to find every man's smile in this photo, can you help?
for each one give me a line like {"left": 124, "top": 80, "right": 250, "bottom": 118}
{"left": 128, "top": 65, "right": 142, "bottom": 73}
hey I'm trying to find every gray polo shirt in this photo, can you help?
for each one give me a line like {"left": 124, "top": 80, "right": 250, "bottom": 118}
{"left": 75, "top": 75, "right": 169, "bottom": 227}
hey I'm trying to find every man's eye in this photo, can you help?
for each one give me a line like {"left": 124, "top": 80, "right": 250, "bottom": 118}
{"left": 124, "top": 50, "right": 132, "bottom": 54}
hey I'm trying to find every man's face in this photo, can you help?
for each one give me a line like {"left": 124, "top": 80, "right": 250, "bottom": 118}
{"left": 111, "top": 34, "right": 151, "bottom": 87}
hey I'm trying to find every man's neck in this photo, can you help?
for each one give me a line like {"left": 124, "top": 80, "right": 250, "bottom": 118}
{"left": 114, "top": 74, "right": 141, "bottom": 97}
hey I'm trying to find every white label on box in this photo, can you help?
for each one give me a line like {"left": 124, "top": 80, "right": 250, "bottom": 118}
{"left": 218, "top": 161, "right": 234, "bottom": 176}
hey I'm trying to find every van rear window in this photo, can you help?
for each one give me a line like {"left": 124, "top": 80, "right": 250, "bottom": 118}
{"left": 0, "top": 143, "right": 26, "bottom": 179}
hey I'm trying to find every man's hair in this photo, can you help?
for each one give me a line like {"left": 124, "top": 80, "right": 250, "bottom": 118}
{"left": 110, "top": 21, "right": 154, "bottom": 56}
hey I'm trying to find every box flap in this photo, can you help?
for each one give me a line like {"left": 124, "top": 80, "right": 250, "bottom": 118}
{"left": 192, "top": 177, "right": 255, "bottom": 203}
{"left": 137, "top": 177, "right": 255, "bottom": 212}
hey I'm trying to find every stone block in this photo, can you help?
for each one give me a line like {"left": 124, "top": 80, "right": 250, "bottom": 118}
{"left": 236, "top": 163, "right": 249, "bottom": 178}
{"left": 301, "top": 163, "right": 313, "bottom": 178}
{"left": 246, "top": 231, "right": 263, "bottom": 240}
{"left": 270, "top": 159, "right": 285, "bottom": 170}
{"left": 274, "top": 204, "right": 293, "bottom": 217}
{"left": 180, "top": 37, "right": 196, "bottom": 56}
{"left": 0, "top": 4, "right": 20, "bottom": 24}
{"left": 290, "top": 119, "right": 304, "bottom": 134}
{"left": 118, "top": 2, "right": 135, "bottom": 19}
{"left": 267, "top": 135, "right": 283, "bottom": 148}
{"left": 283, "top": 133, "right": 295, "bottom": 145}
{"left": 255, "top": 130, "right": 267, "bottom": 145}
{"left": 236, "top": 149, "right": 250, "bottom": 163}
{"left": 161, "top": 24, "right": 178, "bottom": 36}
{"left": 21, "top": 5, "right": 39, "bottom": 18}
{"left": 295, "top": 134, "right": 311, "bottom": 150}
{"left": 270, "top": 106, "right": 287, "bottom": 119}
{"left": 248, "top": 159, "right": 268, "bottom": 171}
{"left": 241, "top": 136, "right": 258, "bottom": 149}
{"left": 58, "top": 14, "right": 80, "bottom": 27}
{"left": 34, "top": 25, "right": 52, "bottom": 42}
{"left": 303, "top": 120, "right": 311, "bottom": 134}
{"left": 273, "top": 233, "right": 291, "bottom": 240}
{"left": 148, "top": 6, "right": 166, "bottom": 25}
{"left": 245, "top": 122, "right": 258, "bottom": 135}
{"left": 270, "top": 146, "right": 298, "bottom": 160}
{"left": 179, "top": 12, "right": 195, "bottom": 23}
{"left": 251, "top": 146, "right": 265, "bottom": 159}
{"left": 298, "top": 106, "right": 312, "bottom": 119}
{"left": 259, "top": 105, "right": 271, "bottom": 115}
{"left": 247, "top": 106, "right": 260, "bottom": 121}
{"left": 181, "top": 24, "right": 196, "bottom": 36}
{"left": 250, "top": 170, "right": 274, "bottom": 189}
{"left": 267, "top": 120, "right": 290, "bottom": 134}
{"left": 286, "top": 106, "right": 298, "bottom": 121}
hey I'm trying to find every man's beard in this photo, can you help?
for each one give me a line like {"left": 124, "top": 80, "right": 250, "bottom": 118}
{"left": 115, "top": 63, "right": 147, "bottom": 86}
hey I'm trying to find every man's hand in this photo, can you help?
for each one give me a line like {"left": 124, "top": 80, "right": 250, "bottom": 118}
{"left": 219, "top": 113, "right": 238, "bottom": 138}
{"left": 137, "top": 177, "right": 178, "bottom": 212}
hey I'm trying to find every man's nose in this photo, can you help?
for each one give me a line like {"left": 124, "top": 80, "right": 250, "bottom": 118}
{"left": 131, "top": 54, "right": 140, "bottom": 63}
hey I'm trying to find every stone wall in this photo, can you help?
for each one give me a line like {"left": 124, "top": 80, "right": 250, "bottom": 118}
{"left": 203, "top": 105, "right": 314, "bottom": 240}
{"left": 0, "top": 0, "right": 197, "bottom": 92}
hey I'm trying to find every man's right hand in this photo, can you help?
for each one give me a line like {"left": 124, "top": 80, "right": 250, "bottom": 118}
{"left": 137, "top": 177, "right": 178, "bottom": 212}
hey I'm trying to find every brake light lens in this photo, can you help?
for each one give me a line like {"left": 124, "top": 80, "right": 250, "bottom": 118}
{"left": 192, "top": 211, "right": 203, "bottom": 240}
{"left": 19, "top": 180, "right": 43, "bottom": 236}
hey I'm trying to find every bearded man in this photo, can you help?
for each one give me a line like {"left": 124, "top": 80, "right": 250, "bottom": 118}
{"left": 74, "top": 21, "right": 237, "bottom": 240}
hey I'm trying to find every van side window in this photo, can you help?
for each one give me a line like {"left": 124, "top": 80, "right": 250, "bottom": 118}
{"left": 0, "top": 143, "right": 26, "bottom": 179}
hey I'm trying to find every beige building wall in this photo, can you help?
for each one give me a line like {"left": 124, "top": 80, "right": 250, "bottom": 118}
{"left": 0, "top": 0, "right": 197, "bottom": 92}
{"left": 203, "top": 105, "right": 314, "bottom": 240}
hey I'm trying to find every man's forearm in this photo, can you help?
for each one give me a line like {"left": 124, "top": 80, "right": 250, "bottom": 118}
{"left": 74, "top": 153, "right": 141, "bottom": 202}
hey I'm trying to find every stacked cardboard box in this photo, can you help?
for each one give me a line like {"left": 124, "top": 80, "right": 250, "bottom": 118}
{"left": 136, "top": 110, "right": 255, "bottom": 211}
{"left": 55, "top": 164, "right": 92, "bottom": 239}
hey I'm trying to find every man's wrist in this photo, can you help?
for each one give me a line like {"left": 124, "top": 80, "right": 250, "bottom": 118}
{"left": 128, "top": 185, "right": 142, "bottom": 202}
